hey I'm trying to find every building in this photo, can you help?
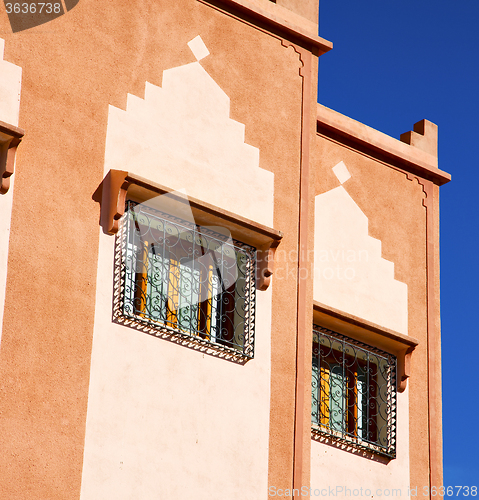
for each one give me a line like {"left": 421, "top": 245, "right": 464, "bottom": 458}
{"left": 0, "top": 1, "right": 450, "bottom": 498}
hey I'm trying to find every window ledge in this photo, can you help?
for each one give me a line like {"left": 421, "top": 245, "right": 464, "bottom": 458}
{"left": 311, "top": 424, "right": 394, "bottom": 460}
{"left": 0, "top": 120, "right": 24, "bottom": 195}
{"left": 95, "top": 169, "right": 283, "bottom": 291}
{"left": 313, "top": 300, "right": 418, "bottom": 392}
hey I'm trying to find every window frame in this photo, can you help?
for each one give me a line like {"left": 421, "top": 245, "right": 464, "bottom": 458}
{"left": 117, "top": 200, "right": 257, "bottom": 360}
{"left": 311, "top": 324, "right": 398, "bottom": 458}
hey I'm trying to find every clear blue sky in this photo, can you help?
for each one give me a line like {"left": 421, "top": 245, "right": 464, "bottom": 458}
{"left": 318, "top": 0, "right": 479, "bottom": 488}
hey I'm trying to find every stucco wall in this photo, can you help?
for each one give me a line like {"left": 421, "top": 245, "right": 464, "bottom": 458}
{"left": 0, "top": 1, "right": 306, "bottom": 496}
{"left": 311, "top": 389, "right": 410, "bottom": 499}
{"left": 103, "top": 40, "right": 274, "bottom": 227}
{"left": 81, "top": 233, "right": 272, "bottom": 499}
{"left": 310, "top": 160, "right": 411, "bottom": 496}
{"left": 80, "top": 37, "right": 275, "bottom": 498}
{"left": 313, "top": 163, "right": 408, "bottom": 334}
{"left": 312, "top": 128, "right": 429, "bottom": 492}
{"left": 0, "top": 173, "right": 14, "bottom": 343}
{"left": 0, "top": 38, "right": 21, "bottom": 344}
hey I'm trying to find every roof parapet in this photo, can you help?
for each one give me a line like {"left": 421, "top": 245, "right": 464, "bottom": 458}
{"left": 400, "top": 119, "right": 438, "bottom": 157}
{"left": 198, "top": 0, "right": 332, "bottom": 54}
{"left": 317, "top": 104, "right": 450, "bottom": 186}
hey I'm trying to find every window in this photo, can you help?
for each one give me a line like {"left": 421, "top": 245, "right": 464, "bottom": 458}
{"left": 119, "top": 201, "right": 256, "bottom": 358}
{"left": 311, "top": 325, "right": 397, "bottom": 458}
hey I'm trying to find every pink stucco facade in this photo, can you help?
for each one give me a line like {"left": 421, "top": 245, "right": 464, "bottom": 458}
{"left": 0, "top": 1, "right": 448, "bottom": 498}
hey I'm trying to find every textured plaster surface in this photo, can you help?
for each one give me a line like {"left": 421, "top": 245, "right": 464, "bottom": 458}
{"left": 240, "top": 0, "right": 319, "bottom": 33}
{"left": 317, "top": 104, "right": 443, "bottom": 176}
{"left": 0, "top": 38, "right": 21, "bottom": 344}
{"left": 429, "top": 183, "right": 443, "bottom": 487}
{"left": 81, "top": 234, "right": 272, "bottom": 499}
{"left": 332, "top": 160, "right": 351, "bottom": 185}
{"left": 187, "top": 35, "right": 210, "bottom": 61}
{"left": 0, "top": 173, "right": 14, "bottom": 343}
{"left": 314, "top": 133, "right": 429, "bottom": 491}
{"left": 0, "top": 0, "right": 309, "bottom": 495}
{"left": 311, "top": 158, "right": 410, "bottom": 491}
{"left": 275, "top": 0, "right": 319, "bottom": 24}
{"left": 314, "top": 168, "right": 408, "bottom": 335}
{"left": 81, "top": 37, "right": 274, "bottom": 499}
{"left": 0, "top": 39, "right": 22, "bottom": 126}
{"left": 104, "top": 39, "right": 274, "bottom": 227}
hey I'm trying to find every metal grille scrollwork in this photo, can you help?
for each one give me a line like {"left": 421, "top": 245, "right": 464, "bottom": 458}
{"left": 312, "top": 325, "right": 397, "bottom": 458}
{"left": 120, "top": 201, "right": 256, "bottom": 359}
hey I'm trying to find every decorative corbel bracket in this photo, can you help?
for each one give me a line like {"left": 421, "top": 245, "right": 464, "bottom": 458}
{"left": 95, "top": 169, "right": 283, "bottom": 290}
{"left": 0, "top": 120, "right": 25, "bottom": 195}
{"left": 397, "top": 347, "right": 414, "bottom": 393}
{"left": 96, "top": 169, "right": 131, "bottom": 235}
{"left": 256, "top": 239, "right": 281, "bottom": 291}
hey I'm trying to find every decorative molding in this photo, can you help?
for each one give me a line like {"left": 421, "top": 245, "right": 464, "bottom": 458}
{"left": 197, "top": 0, "right": 332, "bottom": 53}
{"left": 397, "top": 348, "right": 414, "bottom": 393}
{"left": 0, "top": 120, "right": 24, "bottom": 195}
{"left": 313, "top": 300, "right": 419, "bottom": 393}
{"left": 406, "top": 172, "right": 428, "bottom": 208}
{"left": 281, "top": 39, "right": 305, "bottom": 75}
{"left": 317, "top": 104, "right": 451, "bottom": 186}
{"left": 405, "top": 173, "right": 441, "bottom": 487}
{"left": 104, "top": 41, "right": 275, "bottom": 228}
{"left": 95, "top": 169, "right": 283, "bottom": 291}
{"left": 292, "top": 44, "right": 312, "bottom": 493}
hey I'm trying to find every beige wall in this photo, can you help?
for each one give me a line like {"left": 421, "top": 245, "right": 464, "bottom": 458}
{"left": 80, "top": 34, "right": 276, "bottom": 498}
{"left": 311, "top": 389, "right": 410, "bottom": 499}
{"left": 276, "top": 0, "right": 319, "bottom": 24}
{"left": 0, "top": 39, "right": 21, "bottom": 126}
{"left": 0, "top": 37, "right": 21, "bottom": 344}
{"left": 313, "top": 164, "right": 408, "bottom": 334}
{"left": 311, "top": 158, "right": 411, "bottom": 494}
{"left": 103, "top": 40, "right": 274, "bottom": 227}
{"left": 0, "top": 1, "right": 309, "bottom": 495}
{"left": 81, "top": 233, "right": 273, "bottom": 499}
{"left": 313, "top": 122, "right": 430, "bottom": 492}
{"left": 0, "top": 0, "right": 444, "bottom": 497}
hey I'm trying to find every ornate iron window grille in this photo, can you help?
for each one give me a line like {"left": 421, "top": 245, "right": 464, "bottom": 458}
{"left": 311, "top": 325, "right": 397, "bottom": 458}
{"left": 117, "top": 201, "right": 256, "bottom": 359}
